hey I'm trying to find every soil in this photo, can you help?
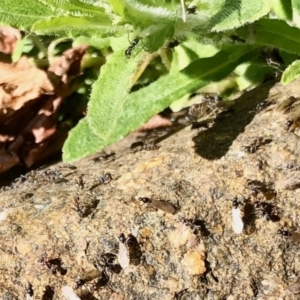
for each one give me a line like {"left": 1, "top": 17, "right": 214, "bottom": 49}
{"left": 1, "top": 79, "right": 300, "bottom": 300}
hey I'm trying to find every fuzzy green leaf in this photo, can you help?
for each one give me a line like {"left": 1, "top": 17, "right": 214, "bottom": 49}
{"left": 236, "top": 19, "right": 300, "bottom": 55}
{"left": 87, "top": 50, "right": 144, "bottom": 140}
{"left": 281, "top": 60, "right": 300, "bottom": 85}
{"left": 32, "top": 15, "right": 114, "bottom": 36}
{"left": 63, "top": 47, "right": 255, "bottom": 163}
{"left": 270, "top": 0, "right": 292, "bottom": 21}
{"left": 62, "top": 118, "right": 106, "bottom": 162}
{"left": 108, "top": 0, "right": 125, "bottom": 16}
{"left": 0, "top": 0, "right": 56, "bottom": 29}
{"left": 111, "top": 47, "right": 255, "bottom": 139}
{"left": 211, "top": 0, "right": 270, "bottom": 32}
{"left": 142, "top": 25, "right": 174, "bottom": 52}
{"left": 292, "top": 0, "right": 300, "bottom": 26}
{"left": 59, "top": 0, "right": 106, "bottom": 16}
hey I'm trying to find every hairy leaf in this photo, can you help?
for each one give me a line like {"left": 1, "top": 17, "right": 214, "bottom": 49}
{"left": 0, "top": 0, "right": 56, "bottom": 29}
{"left": 63, "top": 47, "right": 255, "bottom": 162}
{"left": 59, "top": 0, "right": 106, "bottom": 16}
{"left": 281, "top": 60, "right": 300, "bottom": 85}
{"left": 62, "top": 118, "right": 106, "bottom": 162}
{"left": 87, "top": 50, "right": 145, "bottom": 140}
{"left": 32, "top": 16, "right": 114, "bottom": 36}
{"left": 112, "top": 48, "right": 255, "bottom": 139}
{"left": 270, "top": 0, "right": 292, "bottom": 21}
{"left": 237, "top": 19, "right": 300, "bottom": 55}
{"left": 292, "top": 0, "right": 300, "bottom": 26}
{"left": 211, "top": 0, "right": 270, "bottom": 32}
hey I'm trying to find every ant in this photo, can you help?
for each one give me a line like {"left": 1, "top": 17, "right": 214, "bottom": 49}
{"left": 99, "top": 173, "right": 113, "bottom": 184}
{"left": 93, "top": 152, "right": 115, "bottom": 163}
{"left": 41, "top": 285, "right": 55, "bottom": 300}
{"left": 243, "top": 137, "right": 264, "bottom": 153}
{"left": 72, "top": 195, "right": 84, "bottom": 218}
{"left": 253, "top": 201, "right": 279, "bottom": 222}
{"left": 256, "top": 100, "right": 270, "bottom": 112}
{"left": 229, "top": 34, "right": 246, "bottom": 44}
{"left": 180, "top": 217, "right": 209, "bottom": 236}
{"left": 285, "top": 119, "right": 300, "bottom": 132}
{"left": 75, "top": 174, "right": 85, "bottom": 190}
{"left": 39, "top": 255, "right": 66, "bottom": 275}
{"left": 186, "top": 6, "right": 196, "bottom": 14}
{"left": 118, "top": 233, "right": 142, "bottom": 267}
{"left": 137, "top": 196, "right": 176, "bottom": 214}
{"left": 125, "top": 38, "right": 140, "bottom": 58}
{"left": 119, "top": 233, "right": 126, "bottom": 243}
{"left": 130, "top": 141, "right": 159, "bottom": 152}
{"left": 97, "top": 253, "right": 122, "bottom": 274}
{"left": 74, "top": 269, "right": 101, "bottom": 290}
{"left": 277, "top": 229, "right": 300, "bottom": 243}
{"left": 167, "top": 39, "right": 180, "bottom": 49}
{"left": 247, "top": 179, "right": 274, "bottom": 198}
{"left": 94, "top": 270, "right": 110, "bottom": 290}
{"left": 26, "top": 283, "right": 34, "bottom": 297}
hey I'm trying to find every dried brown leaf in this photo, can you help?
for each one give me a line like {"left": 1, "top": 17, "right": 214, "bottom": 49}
{"left": 0, "top": 26, "right": 21, "bottom": 54}
{"left": 138, "top": 114, "right": 172, "bottom": 131}
{"left": 48, "top": 45, "right": 88, "bottom": 82}
{"left": 0, "top": 150, "right": 19, "bottom": 173}
{"left": 0, "top": 57, "right": 54, "bottom": 111}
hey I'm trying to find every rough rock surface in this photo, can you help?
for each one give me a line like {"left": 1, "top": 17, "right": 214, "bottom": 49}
{"left": 1, "top": 79, "right": 300, "bottom": 299}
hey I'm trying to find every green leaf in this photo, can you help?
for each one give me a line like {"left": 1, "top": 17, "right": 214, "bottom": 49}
{"left": 64, "top": 46, "right": 255, "bottom": 163}
{"left": 87, "top": 50, "right": 144, "bottom": 140}
{"left": 122, "top": 0, "right": 176, "bottom": 26}
{"left": 281, "top": 60, "right": 300, "bottom": 84}
{"left": 62, "top": 118, "right": 106, "bottom": 163}
{"left": 236, "top": 19, "right": 300, "bottom": 55}
{"left": 142, "top": 24, "right": 174, "bottom": 52}
{"left": 292, "top": 0, "right": 300, "bottom": 27}
{"left": 0, "top": 0, "right": 55, "bottom": 29}
{"left": 112, "top": 48, "right": 255, "bottom": 139}
{"left": 108, "top": 0, "right": 125, "bottom": 16}
{"left": 59, "top": 0, "right": 106, "bottom": 16}
{"left": 270, "top": 0, "right": 292, "bottom": 21}
{"left": 32, "top": 16, "right": 114, "bottom": 36}
{"left": 210, "top": 0, "right": 270, "bottom": 32}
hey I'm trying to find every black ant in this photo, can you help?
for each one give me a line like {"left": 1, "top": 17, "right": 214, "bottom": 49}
{"left": 118, "top": 233, "right": 142, "bottom": 267}
{"left": 41, "top": 285, "right": 55, "bottom": 300}
{"left": 125, "top": 38, "right": 140, "bottom": 58}
{"left": 285, "top": 119, "right": 300, "bottom": 132}
{"left": 256, "top": 100, "right": 270, "bottom": 112}
{"left": 247, "top": 179, "right": 274, "bottom": 198}
{"left": 26, "top": 283, "right": 34, "bottom": 297}
{"left": 229, "top": 34, "right": 246, "bottom": 44}
{"left": 137, "top": 196, "right": 176, "bottom": 214}
{"left": 74, "top": 269, "right": 101, "bottom": 290}
{"left": 243, "top": 136, "right": 264, "bottom": 153}
{"left": 99, "top": 173, "right": 113, "bottom": 184}
{"left": 130, "top": 141, "right": 159, "bottom": 152}
{"left": 97, "top": 253, "right": 122, "bottom": 274}
{"left": 180, "top": 217, "right": 210, "bottom": 236}
{"left": 75, "top": 174, "right": 85, "bottom": 190}
{"left": 93, "top": 152, "right": 115, "bottom": 163}
{"left": 119, "top": 233, "right": 126, "bottom": 243}
{"left": 186, "top": 6, "right": 196, "bottom": 14}
{"left": 72, "top": 195, "right": 84, "bottom": 218}
{"left": 232, "top": 198, "right": 242, "bottom": 209}
{"left": 253, "top": 201, "right": 279, "bottom": 222}
{"left": 39, "top": 255, "right": 67, "bottom": 275}
{"left": 94, "top": 270, "right": 110, "bottom": 290}
{"left": 167, "top": 40, "right": 180, "bottom": 49}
